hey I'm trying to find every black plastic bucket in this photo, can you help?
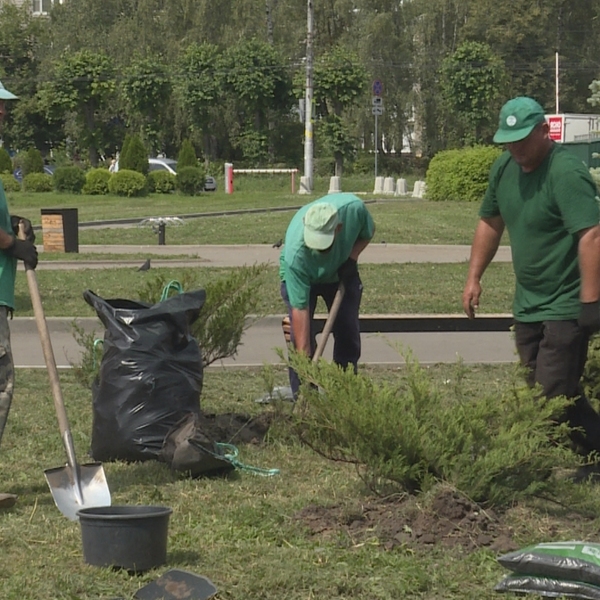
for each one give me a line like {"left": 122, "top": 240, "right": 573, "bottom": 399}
{"left": 77, "top": 505, "right": 172, "bottom": 572}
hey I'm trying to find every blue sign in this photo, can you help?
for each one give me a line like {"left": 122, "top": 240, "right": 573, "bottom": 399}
{"left": 372, "top": 79, "right": 383, "bottom": 97}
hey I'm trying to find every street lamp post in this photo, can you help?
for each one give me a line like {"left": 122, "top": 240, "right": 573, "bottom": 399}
{"left": 300, "top": 0, "right": 314, "bottom": 195}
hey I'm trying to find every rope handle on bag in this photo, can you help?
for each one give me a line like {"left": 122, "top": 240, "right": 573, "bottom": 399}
{"left": 216, "top": 443, "right": 280, "bottom": 477}
{"left": 160, "top": 280, "right": 184, "bottom": 302}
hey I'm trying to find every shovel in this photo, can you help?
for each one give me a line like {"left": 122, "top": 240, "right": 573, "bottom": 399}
{"left": 19, "top": 223, "right": 111, "bottom": 520}
{"left": 312, "top": 282, "right": 345, "bottom": 362}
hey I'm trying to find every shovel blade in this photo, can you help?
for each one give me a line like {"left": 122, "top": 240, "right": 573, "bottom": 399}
{"left": 134, "top": 569, "right": 217, "bottom": 600}
{"left": 44, "top": 462, "right": 111, "bottom": 521}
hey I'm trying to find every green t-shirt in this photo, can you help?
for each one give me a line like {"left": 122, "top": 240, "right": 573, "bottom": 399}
{"left": 480, "top": 144, "right": 599, "bottom": 321}
{"left": 280, "top": 193, "right": 375, "bottom": 309}
{"left": 0, "top": 181, "right": 16, "bottom": 310}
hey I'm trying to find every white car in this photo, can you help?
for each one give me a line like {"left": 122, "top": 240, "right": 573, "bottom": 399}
{"left": 115, "top": 157, "right": 217, "bottom": 191}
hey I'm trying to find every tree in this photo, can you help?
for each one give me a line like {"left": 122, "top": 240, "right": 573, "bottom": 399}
{"left": 119, "top": 134, "right": 148, "bottom": 175}
{"left": 310, "top": 46, "right": 367, "bottom": 175}
{"left": 37, "top": 50, "right": 116, "bottom": 166}
{"left": 220, "top": 38, "right": 293, "bottom": 164}
{"left": 175, "top": 43, "right": 221, "bottom": 162}
{"left": 440, "top": 41, "right": 507, "bottom": 146}
{"left": 121, "top": 57, "right": 173, "bottom": 154}
{"left": 177, "top": 139, "right": 197, "bottom": 168}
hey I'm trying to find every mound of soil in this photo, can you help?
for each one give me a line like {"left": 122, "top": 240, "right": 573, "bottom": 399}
{"left": 295, "top": 488, "right": 518, "bottom": 554}
{"left": 197, "top": 411, "right": 272, "bottom": 445}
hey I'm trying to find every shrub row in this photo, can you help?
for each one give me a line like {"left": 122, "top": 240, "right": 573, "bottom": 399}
{"left": 0, "top": 166, "right": 206, "bottom": 197}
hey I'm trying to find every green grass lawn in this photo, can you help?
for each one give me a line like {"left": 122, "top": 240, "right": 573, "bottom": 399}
{"left": 1, "top": 364, "right": 596, "bottom": 600}
{"left": 12, "top": 263, "right": 515, "bottom": 317}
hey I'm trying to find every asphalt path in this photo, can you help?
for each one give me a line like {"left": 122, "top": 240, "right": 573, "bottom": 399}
{"left": 12, "top": 243, "right": 517, "bottom": 369}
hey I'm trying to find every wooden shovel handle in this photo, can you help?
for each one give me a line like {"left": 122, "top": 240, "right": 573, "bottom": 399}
{"left": 313, "top": 282, "right": 345, "bottom": 363}
{"left": 18, "top": 223, "right": 75, "bottom": 462}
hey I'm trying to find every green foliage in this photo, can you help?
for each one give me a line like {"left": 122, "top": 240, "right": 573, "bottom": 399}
{"left": 36, "top": 49, "right": 116, "bottom": 165}
{"left": 22, "top": 147, "right": 44, "bottom": 176}
{"left": 83, "top": 168, "right": 111, "bottom": 195}
{"left": 136, "top": 266, "right": 269, "bottom": 367}
{"left": 70, "top": 321, "right": 102, "bottom": 389}
{"left": 0, "top": 174, "right": 20, "bottom": 193}
{"left": 291, "top": 353, "right": 578, "bottom": 508}
{"left": 0, "top": 147, "right": 12, "bottom": 173}
{"left": 177, "top": 139, "right": 198, "bottom": 168}
{"left": 119, "top": 134, "right": 148, "bottom": 174}
{"left": 176, "top": 165, "right": 205, "bottom": 196}
{"left": 426, "top": 146, "right": 502, "bottom": 202}
{"left": 148, "top": 170, "right": 175, "bottom": 194}
{"left": 22, "top": 172, "right": 52, "bottom": 192}
{"left": 107, "top": 169, "right": 147, "bottom": 197}
{"left": 440, "top": 41, "right": 507, "bottom": 145}
{"left": 121, "top": 57, "right": 172, "bottom": 152}
{"left": 53, "top": 165, "right": 85, "bottom": 193}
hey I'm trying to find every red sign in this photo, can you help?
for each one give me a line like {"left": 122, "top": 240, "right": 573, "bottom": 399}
{"left": 548, "top": 115, "right": 564, "bottom": 142}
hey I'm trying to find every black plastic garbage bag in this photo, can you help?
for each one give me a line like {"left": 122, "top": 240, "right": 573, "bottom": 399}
{"left": 83, "top": 289, "right": 205, "bottom": 462}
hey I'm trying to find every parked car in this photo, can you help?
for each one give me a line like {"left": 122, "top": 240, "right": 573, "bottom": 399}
{"left": 115, "top": 157, "right": 217, "bottom": 191}
{"left": 13, "top": 164, "right": 55, "bottom": 183}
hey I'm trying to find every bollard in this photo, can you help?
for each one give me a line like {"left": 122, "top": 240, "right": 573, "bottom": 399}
{"left": 328, "top": 176, "right": 341, "bottom": 194}
{"left": 395, "top": 178, "right": 408, "bottom": 196}
{"left": 158, "top": 222, "right": 166, "bottom": 245}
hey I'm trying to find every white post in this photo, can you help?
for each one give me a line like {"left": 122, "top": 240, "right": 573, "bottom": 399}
{"left": 301, "top": 0, "right": 314, "bottom": 195}
{"left": 374, "top": 113, "right": 378, "bottom": 178}
{"left": 555, "top": 51, "right": 560, "bottom": 114}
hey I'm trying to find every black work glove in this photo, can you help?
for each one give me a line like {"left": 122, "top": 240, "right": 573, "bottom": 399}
{"left": 6, "top": 237, "right": 38, "bottom": 269}
{"left": 578, "top": 301, "right": 600, "bottom": 333}
{"left": 10, "top": 215, "right": 35, "bottom": 243}
{"left": 337, "top": 257, "right": 358, "bottom": 284}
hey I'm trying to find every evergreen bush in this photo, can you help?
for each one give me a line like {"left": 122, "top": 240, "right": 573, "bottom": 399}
{"left": 290, "top": 353, "right": 577, "bottom": 508}
{"left": 0, "top": 174, "right": 20, "bottom": 192}
{"left": 23, "top": 173, "right": 53, "bottom": 192}
{"left": 0, "top": 148, "right": 12, "bottom": 174}
{"left": 176, "top": 165, "right": 205, "bottom": 196}
{"left": 119, "top": 134, "right": 148, "bottom": 175}
{"left": 177, "top": 139, "right": 198, "bottom": 168}
{"left": 148, "top": 170, "right": 175, "bottom": 194}
{"left": 22, "top": 148, "right": 44, "bottom": 177}
{"left": 107, "top": 169, "right": 147, "bottom": 197}
{"left": 426, "top": 145, "right": 502, "bottom": 202}
{"left": 83, "top": 168, "right": 111, "bottom": 195}
{"left": 53, "top": 166, "right": 86, "bottom": 193}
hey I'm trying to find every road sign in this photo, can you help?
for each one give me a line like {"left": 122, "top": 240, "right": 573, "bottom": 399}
{"left": 372, "top": 79, "right": 383, "bottom": 97}
{"left": 372, "top": 106, "right": 384, "bottom": 116}
{"left": 372, "top": 96, "right": 383, "bottom": 106}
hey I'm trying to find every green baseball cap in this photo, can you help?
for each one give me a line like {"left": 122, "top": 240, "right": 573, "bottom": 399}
{"left": 0, "top": 80, "right": 17, "bottom": 101}
{"left": 303, "top": 202, "right": 339, "bottom": 250}
{"left": 493, "top": 96, "right": 546, "bottom": 144}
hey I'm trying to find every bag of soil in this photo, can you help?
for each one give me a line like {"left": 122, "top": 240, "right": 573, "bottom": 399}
{"left": 161, "top": 413, "right": 235, "bottom": 477}
{"left": 495, "top": 574, "right": 600, "bottom": 599}
{"left": 84, "top": 289, "right": 205, "bottom": 462}
{"left": 498, "top": 541, "right": 600, "bottom": 588}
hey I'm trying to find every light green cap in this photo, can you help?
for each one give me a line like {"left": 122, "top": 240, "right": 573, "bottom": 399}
{"left": 0, "top": 80, "right": 17, "bottom": 101}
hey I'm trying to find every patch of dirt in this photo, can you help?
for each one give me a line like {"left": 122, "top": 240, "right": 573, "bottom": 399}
{"left": 197, "top": 411, "right": 272, "bottom": 444}
{"left": 295, "top": 488, "right": 519, "bottom": 554}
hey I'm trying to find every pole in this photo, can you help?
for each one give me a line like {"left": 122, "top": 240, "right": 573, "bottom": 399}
{"left": 302, "top": 0, "right": 314, "bottom": 194}
{"left": 374, "top": 114, "right": 378, "bottom": 178}
{"left": 555, "top": 51, "right": 560, "bottom": 114}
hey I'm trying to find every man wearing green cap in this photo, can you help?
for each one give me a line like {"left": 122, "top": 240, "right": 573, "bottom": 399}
{"left": 280, "top": 192, "right": 375, "bottom": 398}
{"left": 0, "top": 83, "right": 38, "bottom": 507}
{"left": 462, "top": 96, "right": 600, "bottom": 458}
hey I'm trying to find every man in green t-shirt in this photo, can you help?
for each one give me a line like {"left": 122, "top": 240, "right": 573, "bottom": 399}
{"left": 462, "top": 96, "right": 600, "bottom": 457}
{"left": 0, "top": 180, "right": 37, "bottom": 508}
{"left": 280, "top": 193, "right": 375, "bottom": 398}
